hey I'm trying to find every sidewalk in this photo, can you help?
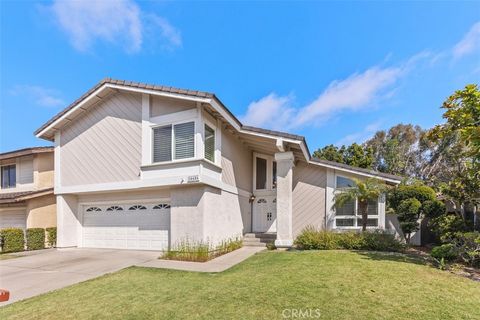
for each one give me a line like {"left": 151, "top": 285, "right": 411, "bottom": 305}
{"left": 137, "top": 246, "right": 265, "bottom": 272}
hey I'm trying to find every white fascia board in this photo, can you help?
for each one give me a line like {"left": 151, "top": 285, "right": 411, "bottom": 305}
{"left": 308, "top": 161, "right": 401, "bottom": 184}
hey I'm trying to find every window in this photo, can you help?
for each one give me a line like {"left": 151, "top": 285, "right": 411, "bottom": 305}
{"left": 334, "top": 176, "right": 379, "bottom": 228}
{"left": 336, "top": 176, "right": 356, "bottom": 189}
{"left": 204, "top": 124, "right": 215, "bottom": 162}
{"left": 153, "top": 203, "right": 170, "bottom": 209}
{"left": 106, "top": 206, "right": 123, "bottom": 211}
{"left": 256, "top": 157, "right": 267, "bottom": 190}
{"left": 1, "top": 165, "right": 16, "bottom": 189}
{"left": 128, "top": 205, "right": 147, "bottom": 210}
{"left": 153, "top": 121, "right": 194, "bottom": 163}
{"left": 86, "top": 207, "right": 102, "bottom": 212}
{"left": 272, "top": 161, "right": 277, "bottom": 189}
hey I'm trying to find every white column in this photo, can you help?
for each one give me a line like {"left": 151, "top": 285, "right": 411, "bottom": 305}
{"left": 141, "top": 94, "right": 152, "bottom": 166}
{"left": 56, "top": 194, "right": 79, "bottom": 248}
{"left": 274, "top": 151, "right": 294, "bottom": 248}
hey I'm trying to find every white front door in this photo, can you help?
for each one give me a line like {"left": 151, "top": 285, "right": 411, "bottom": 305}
{"left": 81, "top": 202, "right": 170, "bottom": 251}
{"left": 252, "top": 153, "right": 277, "bottom": 233}
{"left": 252, "top": 193, "right": 276, "bottom": 232}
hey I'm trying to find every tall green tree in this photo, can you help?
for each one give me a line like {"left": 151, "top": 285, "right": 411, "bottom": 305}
{"left": 312, "top": 143, "right": 373, "bottom": 169}
{"left": 333, "top": 178, "right": 388, "bottom": 231}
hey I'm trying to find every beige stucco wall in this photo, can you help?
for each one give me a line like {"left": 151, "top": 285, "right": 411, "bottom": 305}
{"left": 26, "top": 194, "right": 56, "bottom": 228}
{"left": 60, "top": 92, "right": 142, "bottom": 186}
{"left": 292, "top": 162, "right": 327, "bottom": 237}
{"left": 34, "top": 152, "right": 54, "bottom": 189}
{"left": 221, "top": 127, "right": 253, "bottom": 192}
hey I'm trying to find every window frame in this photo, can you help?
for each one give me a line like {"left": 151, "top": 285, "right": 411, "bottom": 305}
{"left": 151, "top": 120, "right": 196, "bottom": 164}
{"left": 333, "top": 175, "right": 380, "bottom": 229}
{"left": 1, "top": 164, "right": 16, "bottom": 189}
{"left": 253, "top": 153, "right": 276, "bottom": 192}
{"left": 203, "top": 121, "right": 216, "bottom": 164}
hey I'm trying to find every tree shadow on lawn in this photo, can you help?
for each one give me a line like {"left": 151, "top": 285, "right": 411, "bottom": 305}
{"left": 353, "top": 250, "right": 436, "bottom": 267}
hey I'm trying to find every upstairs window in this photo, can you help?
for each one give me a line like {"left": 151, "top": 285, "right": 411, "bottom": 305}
{"left": 1, "top": 165, "right": 16, "bottom": 189}
{"left": 204, "top": 124, "right": 215, "bottom": 162}
{"left": 153, "top": 121, "right": 194, "bottom": 163}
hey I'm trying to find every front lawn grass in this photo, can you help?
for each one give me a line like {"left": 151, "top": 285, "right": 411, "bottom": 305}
{"left": 1, "top": 251, "right": 479, "bottom": 319}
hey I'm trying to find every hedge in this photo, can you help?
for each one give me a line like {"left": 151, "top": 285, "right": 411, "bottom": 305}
{"left": 294, "top": 227, "right": 405, "bottom": 252}
{"left": 46, "top": 227, "right": 57, "bottom": 248}
{"left": 26, "top": 228, "right": 45, "bottom": 250}
{"left": 0, "top": 228, "right": 25, "bottom": 253}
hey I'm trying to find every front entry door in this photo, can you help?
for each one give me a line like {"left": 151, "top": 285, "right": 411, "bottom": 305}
{"left": 253, "top": 193, "right": 276, "bottom": 232}
{"left": 252, "top": 153, "right": 277, "bottom": 233}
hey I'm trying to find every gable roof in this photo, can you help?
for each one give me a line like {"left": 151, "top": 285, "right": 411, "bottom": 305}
{"left": 34, "top": 78, "right": 402, "bottom": 183}
{"left": 0, "top": 146, "right": 53, "bottom": 161}
{"left": 0, "top": 188, "right": 54, "bottom": 204}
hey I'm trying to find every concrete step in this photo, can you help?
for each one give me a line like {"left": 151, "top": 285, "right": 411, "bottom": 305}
{"left": 242, "top": 241, "right": 267, "bottom": 247}
{"left": 243, "top": 233, "right": 277, "bottom": 239}
{"left": 243, "top": 238, "right": 272, "bottom": 244}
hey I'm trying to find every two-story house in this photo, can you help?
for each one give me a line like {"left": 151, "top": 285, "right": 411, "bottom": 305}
{"left": 0, "top": 147, "right": 56, "bottom": 230}
{"left": 35, "top": 79, "right": 402, "bottom": 251}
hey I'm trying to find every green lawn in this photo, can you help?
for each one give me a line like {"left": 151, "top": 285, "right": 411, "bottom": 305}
{"left": 1, "top": 251, "right": 479, "bottom": 320}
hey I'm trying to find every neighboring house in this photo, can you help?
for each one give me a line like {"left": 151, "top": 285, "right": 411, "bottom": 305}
{"left": 35, "top": 78, "right": 402, "bottom": 251}
{"left": 0, "top": 147, "right": 56, "bottom": 231}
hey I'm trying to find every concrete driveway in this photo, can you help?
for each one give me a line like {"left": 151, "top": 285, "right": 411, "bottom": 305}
{"left": 0, "top": 248, "right": 160, "bottom": 306}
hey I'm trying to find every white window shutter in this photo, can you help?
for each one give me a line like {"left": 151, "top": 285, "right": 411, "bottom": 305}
{"left": 174, "top": 122, "right": 194, "bottom": 160}
{"left": 204, "top": 124, "right": 215, "bottom": 162}
{"left": 153, "top": 125, "right": 172, "bottom": 162}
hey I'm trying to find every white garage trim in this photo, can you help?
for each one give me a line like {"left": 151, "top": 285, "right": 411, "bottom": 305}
{"left": 78, "top": 199, "right": 171, "bottom": 251}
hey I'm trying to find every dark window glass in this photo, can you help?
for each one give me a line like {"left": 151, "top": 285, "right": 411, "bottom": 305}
{"left": 256, "top": 157, "right": 267, "bottom": 190}
{"left": 336, "top": 176, "right": 356, "bottom": 189}
{"left": 335, "top": 199, "right": 355, "bottom": 216}
{"left": 1, "top": 165, "right": 16, "bottom": 189}
{"left": 272, "top": 161, "right": 277, "bottom": 189}
{"left": 336, "top": 218, "right": 355, "bottom": 227}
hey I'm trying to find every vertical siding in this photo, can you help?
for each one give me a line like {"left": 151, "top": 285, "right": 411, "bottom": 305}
{"left": 18, "top": 156, "right": 34, "bottom": 185}
{"left": 292, "top": 163, "right": 327, "bottom": 237}
{"left": 60, "top": 92, "right": 142, "bottom": 186}
{"left": 221, "top": 127, "right": 253, "bottom": 192}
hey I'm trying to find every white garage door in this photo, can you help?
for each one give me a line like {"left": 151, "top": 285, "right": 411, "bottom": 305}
{"left": 82, "top": 202, "right": 170, "bottom": 251}
{"left": 0, "top": 209, "right": 27, "bottom": 230}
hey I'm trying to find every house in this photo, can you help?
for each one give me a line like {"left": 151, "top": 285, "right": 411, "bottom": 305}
{"left": 0, "top": 147, "right": 56, "bottom": 230}
{"left": 34, "top": 78, "right": 402, "bottom": 251}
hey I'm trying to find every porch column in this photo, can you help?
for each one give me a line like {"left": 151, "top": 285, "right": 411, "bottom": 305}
{"left": 274, "top": 151, "right": 294, "bottom": 248}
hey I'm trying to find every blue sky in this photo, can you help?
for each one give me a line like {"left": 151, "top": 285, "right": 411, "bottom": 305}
{"left": 1, "top": 1, "right": 479, "bottom": 153}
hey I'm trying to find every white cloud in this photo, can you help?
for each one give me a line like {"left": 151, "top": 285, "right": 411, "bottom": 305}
{"left": 335, "top": 121, "right": 383, "bottom": 146}
{"left": 50, "top": 0, "right": 181, "bottom": 53}
{"left": 11, "top": 85, "right": 65, "bottom": 108}
{"left": 453, "top": 21, "right": 480, "bottom": 59}
{"left": 240, "top": 65, "right": 404, "bottom": 130}
{"left": 240, "top": 93, "right": 295, "bottom": 130}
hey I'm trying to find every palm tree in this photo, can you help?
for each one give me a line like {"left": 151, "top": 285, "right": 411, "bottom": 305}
{"left": 333, "top": 178, "right": 388, "bottom": 231}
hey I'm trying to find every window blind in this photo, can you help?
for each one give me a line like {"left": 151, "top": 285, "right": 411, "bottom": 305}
{"left": 153, "top": 125, "right": 172, "bottom": 162}
{"left": 174, "top": 122, "right": 195, "bottom": 160}
{"left": 204, "top": 124, "right": 215, "bottom": 162}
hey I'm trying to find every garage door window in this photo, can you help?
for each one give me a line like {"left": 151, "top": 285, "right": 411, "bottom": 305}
{"left": 106, "top": 206, "right": 123, "bottom": 211}
{"left": 129, "top": 205, "right": 147, "bottom": 210}
{"left": 86, "top": 207, "right": 102, "bottom": 212}
{"left": 153, "top": 203, "right": 170, "bottom": 209}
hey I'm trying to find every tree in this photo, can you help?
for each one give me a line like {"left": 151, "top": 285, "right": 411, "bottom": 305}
{"left": 312, "top": 143, "right": 373, "bottom": 169}
{"left": 397, "top": 198, "right": 422, "bottom": 244}
{"left": 333, "top": 178, "right": 388, "bottom": 231}
{"left": 428, "top": 84, "right": 480, "bottom": 227}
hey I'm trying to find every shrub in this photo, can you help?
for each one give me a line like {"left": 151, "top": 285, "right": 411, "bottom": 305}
{"left": 294, "top": 227, "right": 404, "bottom": 252}
{"left": 388, "top": 184, "right": 436, "bottom": 210}
{"left": 422, "top": 200, "right": 446, "bottom": 218}
{"left": 0, "top": 228, "right": 25, "bottom": 253}
{"left": 216, "top": 237, "right": 243, "bottom": 256}
{"left": 397, "top": 198, "right": 422, "bottom": 244}
{"left": 46, "top": 227, "right": 57, "bottom": 247}
{"left": 452, "top": 232, "right": 480, "bottom": 267}
{"left": 26, "top": 228, "right": 45, "bottom": 250}
{"left": 431, "top": 244, "right": 457, "bottom": 261}
{"left": 429, "top": 214, "right": 468, "bottom": 242}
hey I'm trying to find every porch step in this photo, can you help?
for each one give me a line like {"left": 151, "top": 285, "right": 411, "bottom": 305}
{"left": 243, "top": 233, "right": 276, "bottom": 247}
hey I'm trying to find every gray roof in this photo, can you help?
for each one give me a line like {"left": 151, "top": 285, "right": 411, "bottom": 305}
{"left": 310, "top": 158, "right": 403, "bottom": 182}
{"left": 0, "top": 188, "right": 54, "bottom": 204}
{"left": 0, "top": 147, "right": 53, "bottom": 160}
